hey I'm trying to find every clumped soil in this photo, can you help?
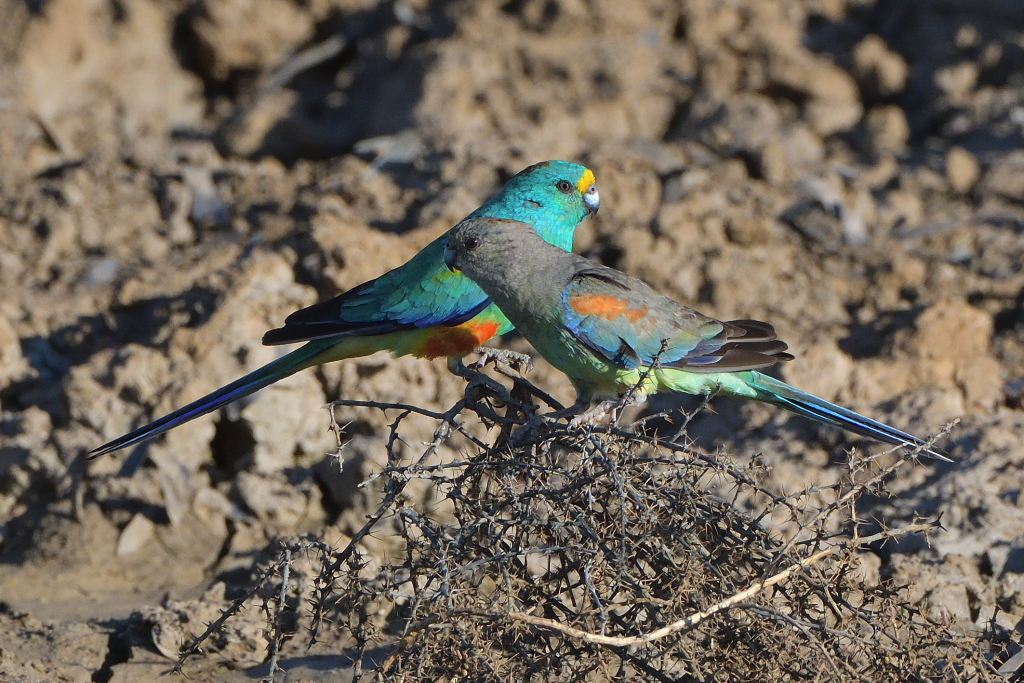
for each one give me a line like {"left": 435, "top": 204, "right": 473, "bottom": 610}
{"left": 0, "top": 0, "right": 1023, "bottom": 680}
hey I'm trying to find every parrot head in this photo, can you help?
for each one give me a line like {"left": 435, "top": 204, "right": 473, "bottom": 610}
{"left": 470, "top": 160, "right": 599, "bottom": 251}
{"left": 445, "top": 216, "right": 536, "bottom": 277}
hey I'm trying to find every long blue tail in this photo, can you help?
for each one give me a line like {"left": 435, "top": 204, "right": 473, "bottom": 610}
{"left": 745, "top": 372, "right": 951, "bottom": 462}
{"left": 89, "top": 340, "right": 335, "bottom": 458}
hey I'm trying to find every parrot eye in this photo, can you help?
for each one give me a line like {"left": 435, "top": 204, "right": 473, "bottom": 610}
{"left": 464, "top": 237, "right": 480, "bottom": 250}
{"left": 556, "top": 179, "right": 573, "bottom": 193}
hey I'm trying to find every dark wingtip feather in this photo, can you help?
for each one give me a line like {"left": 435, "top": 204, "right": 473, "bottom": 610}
{"left": 725, "top": 319, "right": 779, "bottom": 342}
{"left": 671, "top": 319, "right": 792, "bottom": 373}
{"left": 262, "top": 326, "right": 297, "bottom": 346}
{"left": 683, "top": 349, "right": 786, "bottom": 372}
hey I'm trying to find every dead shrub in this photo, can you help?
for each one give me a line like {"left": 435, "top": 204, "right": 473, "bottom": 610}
{"left": 172, "top": 367, "right": 1007, "bottom": 682}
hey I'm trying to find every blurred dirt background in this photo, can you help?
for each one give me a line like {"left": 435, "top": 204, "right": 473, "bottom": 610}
{"left": 0, "top": 0, "right": 1023, "bottom": 680}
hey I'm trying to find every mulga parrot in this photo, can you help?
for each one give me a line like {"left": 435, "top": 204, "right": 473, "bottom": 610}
{"left": 91, "top": 161, "right": 599, "bottom": 457}
{"left": 442, "top": 216, "right": 950, "bottom": 461}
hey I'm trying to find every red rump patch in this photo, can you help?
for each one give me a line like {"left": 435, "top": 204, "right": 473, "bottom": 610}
{"left": 568, "top": 293, "right": 648, "bottom": 323}
{"left": 416, "top": 320, "right": 500, "bottom": 359}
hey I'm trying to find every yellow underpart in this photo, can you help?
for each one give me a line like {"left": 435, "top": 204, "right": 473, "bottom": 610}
{"left": 576, "top": 167, "right": 596, "bottom": 194}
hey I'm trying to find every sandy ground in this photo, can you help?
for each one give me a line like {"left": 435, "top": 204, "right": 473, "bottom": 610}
{"left": 1, "top": 0, "right": 1023, "bottom": 680}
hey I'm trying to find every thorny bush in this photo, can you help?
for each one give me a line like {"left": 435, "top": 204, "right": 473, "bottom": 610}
{"left": 174, "top": 362, "right": 1010, "bottom": 682}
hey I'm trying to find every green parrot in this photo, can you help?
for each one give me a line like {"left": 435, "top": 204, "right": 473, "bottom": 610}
{"left": 91, "top": 161, "right": 600, "bottom": 457}
{"left": 443, "top": 216, "right": 950, "bottom": 461}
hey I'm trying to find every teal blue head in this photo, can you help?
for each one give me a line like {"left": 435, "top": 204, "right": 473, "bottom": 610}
{"left": 471, "top": 160, "right": 599, "bottom": 250}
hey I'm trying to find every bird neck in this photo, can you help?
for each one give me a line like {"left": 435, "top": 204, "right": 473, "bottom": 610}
{"left": 464, "top": 238, "right": 574, "bottom": 334}
{"left": 472, "top": 201, "right": 580, "bottom": 252}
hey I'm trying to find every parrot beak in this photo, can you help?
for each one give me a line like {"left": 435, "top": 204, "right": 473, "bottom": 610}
{"left": 583, "top": 183, "right": 600, "bottom": 216}
{"left": 444, "top": 243, "right": 458, "bottom": 272}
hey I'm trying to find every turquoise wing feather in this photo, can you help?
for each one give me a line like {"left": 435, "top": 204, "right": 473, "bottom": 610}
{"left": 264, "top": 160, "right": 594, "bottom": 345}
{"left": 263, "top": 236, "right": 494, "bottom": 344}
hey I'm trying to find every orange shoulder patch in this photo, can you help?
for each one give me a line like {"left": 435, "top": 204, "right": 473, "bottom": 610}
{"left": 413, "top": 320, "right": 500, "bottom": 359}
{"left": 568, "top": 293, "right": 648, "bottom": 323}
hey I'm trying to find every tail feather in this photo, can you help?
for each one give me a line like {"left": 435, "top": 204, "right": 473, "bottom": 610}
{"left": 89, "top": 340, "right": 336, "bottom": 458}
{"left": 744, "top": 372, "right": 951, "bottom": 462}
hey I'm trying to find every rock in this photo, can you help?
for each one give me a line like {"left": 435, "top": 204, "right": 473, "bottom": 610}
{"left": 890, "top": 554, "right": 984, "bottom": 625}
{"left": 66, "top": 351, "right": 139, "bottom": 448}
{"left": 354, "top": 129, "right": 426, "bottom": 167}
{"left": 314, "top": 435, "right": 388, "bottom": 512}
{"left": 725, "top": 215, "right": 773, "bottom": 246}
{"left": 182, "top": 167, "right": 230, "bottom": 227}
{"left": 0, "top": 614, "right": 108, "bottom": 683}
{"left": 853, "top": 35, "right": 908, "bottom": 97}
{"left": 80, "top": 257, "right": 119, "bottom": 289}
{"left": 136, "top": 582, "right": 268, "bottom": 666}
{"left": 865, "top": 105, "right": 910, "bottom": 154}
{"left": 851, "top": 551, "right": 881, "bottom": 586}
{"left": 193, "top": 486, "right": 249, "bottom": 523}
{"left": 589, "top": 156, "right": 663, "bottom": 227}
{"left": 782, "top": 341, "right": 854, "bottom": 403}
{"left": 971, "top": 604, "right": 1021, "bottom": 638}
{"left": 758, "top": 140, "right": 791, "bottom": 186}
{"left": 242, "top": 369, "right": 329, "bottom": 473}
{"left": 147, "top": 447, "right": 196, "bottom": 526}
{"left": 190, "top": 0, "right": 315, "bottom": 80}
{"left": 19, "top": 0, "right": 204, "bottom": 156}
{"left": 310, "top": 197, "right": 419, "bottom": 293}
{"left": 321, "top": 352, "right": 462, "bottom": 438}
{"left": 0, "top": 311, "right": 31, "bottom": 394}
{"left": 629, "top": 140, "right": 689, "bottom": 176}
{"left": 717, "top": 93, "right": 783, "bottom": 154}
{"left": 770, "top": 57, "right": 862, "bottom": 136}
{"left": 234, "top": 471, "right": 317, "bottom": 531}
{"left": 980, "top": 150, "right": 1024, "bottom": 200}
{"left": 935, "top": 62, "right": 979, "bottom": 103}
{"left": 222, "top": 88, "right": 298, "bottom": 157}
{"left": 154, "top": 250, "right": 317, "bottom": 471}
{"left": 946, "top": 146, "right": 981, "bottom": 194}
{"left": 884, "top": 184, "right": 925, "bottom": 229}
{"left": 785, "top": 175, "right": 848, "bottom": 246}
{"left": 1006, "top": 378, "right": 1024, "bottom": 410}
{"left": 909, "top": 299, "right": 1003, "bottom": 410}
{"left": 109, "top": 344, "right": 174, "bottom": 409}
{"left": 762, "top": 125, "right": 825, "bottom": 184}
{"left": 0, "top": 407, "right": 60, "bottom": 519}
{"left": 116, "top": 513, "right": 156, "bottom": 556}
{"left": 154, "top": 508, "right": 230, "bottom": 569}
{"left": 69, "top": 345, "right": 180, "bottom": 466}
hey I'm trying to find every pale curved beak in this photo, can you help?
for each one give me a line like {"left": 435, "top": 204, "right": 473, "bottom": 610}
{"left": 444, "top": 243, "right": 458, "bottom": 272}
{"left": 583, "top": 183, "right": 600, "bottom": 216}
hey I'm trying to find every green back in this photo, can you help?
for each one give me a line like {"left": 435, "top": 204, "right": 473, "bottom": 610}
{"left": 263, "top": 161, "right": 595, "bottom": 343}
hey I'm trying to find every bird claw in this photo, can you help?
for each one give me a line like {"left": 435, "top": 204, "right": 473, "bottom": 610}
{"left": 567, "top": 400, "right": 619, "bottom": 429}
{"left": 470, "top": 347, "right": 534, "bottom": 374}
{"left": 565, "top": 391, "right": 646, "bottom": 429}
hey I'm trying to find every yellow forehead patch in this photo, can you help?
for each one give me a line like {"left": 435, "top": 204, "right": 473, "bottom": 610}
{"left": 576, "top": 168, "right": 596, "bottom": 195}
